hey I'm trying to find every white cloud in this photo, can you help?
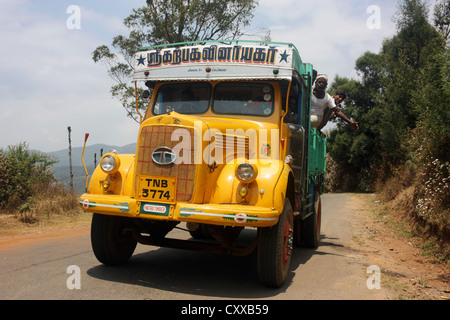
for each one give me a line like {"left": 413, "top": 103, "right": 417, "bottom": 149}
{"left": 255, "top": 0, "right": 397, "bottom": 81}
{"left": 80, "top": 6, "right": 128, "bottom": 36}
{"left": 0, "top": 1, "right": 139, "bottom": 152}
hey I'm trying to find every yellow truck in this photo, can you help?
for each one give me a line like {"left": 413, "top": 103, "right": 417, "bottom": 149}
{"left": 80, "top": 40, "right": 326, "bottom": 288}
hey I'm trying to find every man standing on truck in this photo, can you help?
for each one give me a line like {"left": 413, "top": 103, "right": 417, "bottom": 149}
{"left": 311, "top": 75, "right": 359, "bottom": 134}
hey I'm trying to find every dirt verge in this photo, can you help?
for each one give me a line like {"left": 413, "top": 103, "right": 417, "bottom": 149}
{"left": 0, "top": 211, "right": 92, "bottom": 250}
{"left": 350, "top": 194, "right": 449, "bottom": 300}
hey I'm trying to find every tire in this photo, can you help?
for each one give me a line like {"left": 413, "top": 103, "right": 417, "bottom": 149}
{"left": 91, "top": 213, "right": 137, "bottom": 265}
{"left": 302, "top": 191, "right": 321, "bottom": 248}
{"left": 257, "top": 199, "right": 294, "bottom": 288}
{"left": 293, "top": 217, "right": 302, "bottom": 247}
{"left": 188, "top": 223, "right": 213, "bottom": 239}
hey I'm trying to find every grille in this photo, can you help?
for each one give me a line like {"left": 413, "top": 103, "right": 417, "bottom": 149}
{"left": 136, "top": 125, "right": 195, "bottom": 202}
{"left": 214, "top": 133, "right": 252, "bottom": 164}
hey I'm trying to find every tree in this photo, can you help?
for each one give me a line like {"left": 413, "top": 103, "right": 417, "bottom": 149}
{"left": 327, "top": 0, "right": 448, "bottom": 191}
{"left": 433, "top": 0, "right": 450, "bottom": 42}
{"left": 93, "top": 0, "right": 259, "bottom": 122}
{"left": 378, "top": 0, "right": 443, "bottom": 164}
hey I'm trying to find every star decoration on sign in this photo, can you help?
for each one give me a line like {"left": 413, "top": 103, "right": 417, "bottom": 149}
{"left": 137, "top": 54, "right": 146, "bottom": 66}
{"left": 279, "top": 50, "right": 290, "bottom": 63}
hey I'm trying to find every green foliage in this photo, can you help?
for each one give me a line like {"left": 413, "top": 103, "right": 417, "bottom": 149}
{"left": 327, "top": 0, "right": 449, "bottom": 242}
{"left": 413, "top": 40, "right": 450, "bottom": 161}
{"left": 92, "top": 0, "right": 260, "bottom": 122}
{"left": 124, "top": 0, "right": 258, "bottom": 45}
{"left": 434, "top": 0, "right": 450, "bottom": 41}
{"left": 328, "top": 0, "right": 449, "bottom": 193}
{"left": 0, "top": 143, "right": 58, "bottom": 211}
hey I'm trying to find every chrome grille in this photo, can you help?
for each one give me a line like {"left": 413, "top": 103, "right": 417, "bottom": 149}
{"left": 136, "top": 125, "right": 195, "bottom": 202}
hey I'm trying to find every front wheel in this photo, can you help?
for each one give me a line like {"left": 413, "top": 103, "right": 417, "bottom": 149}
{"left": 91, "top": 213, "right": 137, "bottom": 265}
{"left": 257, "top": 199, "right": 294, "bottom": 288}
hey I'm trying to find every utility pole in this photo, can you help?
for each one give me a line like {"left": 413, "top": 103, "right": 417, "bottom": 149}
{"left": 67, "top": 126, "right": 73, "bottom": 192}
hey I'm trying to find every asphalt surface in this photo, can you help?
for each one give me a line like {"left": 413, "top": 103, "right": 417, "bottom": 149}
{"left": 0, "top": 193, "right": 389, "bottom": 301}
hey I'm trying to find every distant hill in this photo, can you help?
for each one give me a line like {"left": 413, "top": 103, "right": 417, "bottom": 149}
{"left": 40, "top": 143, "right": 137, "bottom": 194}
{"left": 48, "top": 143, "right": 137, "bottom": 168}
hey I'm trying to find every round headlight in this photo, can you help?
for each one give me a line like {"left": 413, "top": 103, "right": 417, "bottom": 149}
{"left": 100, "top": 154, "right": 120, "bottom": 174}
{"left": 236, "top": 163, "right": 258, "bottom": 183}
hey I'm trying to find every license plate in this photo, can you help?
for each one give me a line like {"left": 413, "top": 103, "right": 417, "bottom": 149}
{"left": 140, "top": 203, "right": 170, "bottom": 216}
{"left": 138, "top": 176, "right": 176, "bottom": 202}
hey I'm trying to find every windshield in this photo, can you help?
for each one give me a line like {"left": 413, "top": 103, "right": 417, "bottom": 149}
{"left": 213, "top": 82, "right": 274, "bottom": 117}
{"left": 152, "top": 82, "right": 274, "bottom": 117}
{"left": 153, "top": 82, "right": 211, "bottom": 115}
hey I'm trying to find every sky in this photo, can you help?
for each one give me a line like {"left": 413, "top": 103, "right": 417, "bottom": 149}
{"left": 0, "top": 0, "right": 426, "bottom": 153}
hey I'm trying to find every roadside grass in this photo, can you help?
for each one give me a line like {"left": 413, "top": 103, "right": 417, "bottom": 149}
{"left": 381, "top": 272, "right": 410, "bottom": 300}
{"left": 0, "top": 185, "right": 91, "bottom": 237}
{"left": 0, "top": 212, "right": 92, "bottom": 237}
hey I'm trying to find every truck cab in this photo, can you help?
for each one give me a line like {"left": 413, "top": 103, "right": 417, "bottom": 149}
{"left": 80, "top": 40, "right": 326, "bottom": 288}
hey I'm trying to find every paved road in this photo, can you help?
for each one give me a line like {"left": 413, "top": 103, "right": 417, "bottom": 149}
{"left": 0, "top": 194, "right": 389, "bottom": 301}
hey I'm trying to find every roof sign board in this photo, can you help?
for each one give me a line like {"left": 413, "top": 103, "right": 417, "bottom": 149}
{"left": 133, "top": 42, "right": 303, "bottom": 81}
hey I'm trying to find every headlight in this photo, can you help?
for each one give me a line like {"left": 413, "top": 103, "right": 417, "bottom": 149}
{"left": 236, "top": 163, "right": 258, "bottom": 183}
{"left": 100, "top": 154, "right": 120, "bottom": 174}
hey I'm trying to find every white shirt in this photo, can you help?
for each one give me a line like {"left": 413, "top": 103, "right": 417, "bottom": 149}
{"left": 311, "top": 93, "right": 336, "bottom": 128}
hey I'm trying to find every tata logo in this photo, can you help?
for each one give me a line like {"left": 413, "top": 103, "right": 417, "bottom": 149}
{"left": 152, "top": 146, "right": 176, "bottom": 165}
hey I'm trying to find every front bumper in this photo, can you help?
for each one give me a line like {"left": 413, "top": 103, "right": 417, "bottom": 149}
{"left": 79, "top": 194, "right": 280, "bottom": 228}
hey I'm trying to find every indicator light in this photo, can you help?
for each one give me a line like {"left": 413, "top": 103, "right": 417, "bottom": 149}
{"left": 102, "top": 180, "right": 111, "bottom": 190}
{"left": 239, "top": 187, "right": 248, "bottom": 197}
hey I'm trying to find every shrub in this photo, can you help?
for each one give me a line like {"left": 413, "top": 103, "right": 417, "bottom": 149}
{"left": 414, "top": 155, "right": 449, "bottom": 238}
{"left": 0, "top": 143, "right": 58, "bottom": 211}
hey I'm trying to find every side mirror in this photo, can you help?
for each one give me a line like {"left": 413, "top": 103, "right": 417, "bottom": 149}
{"left": 145, "top": 81, "right": 156, "bottom": 89}
{"left": 142, "top": 90, "right": 150, "bottom": 99}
